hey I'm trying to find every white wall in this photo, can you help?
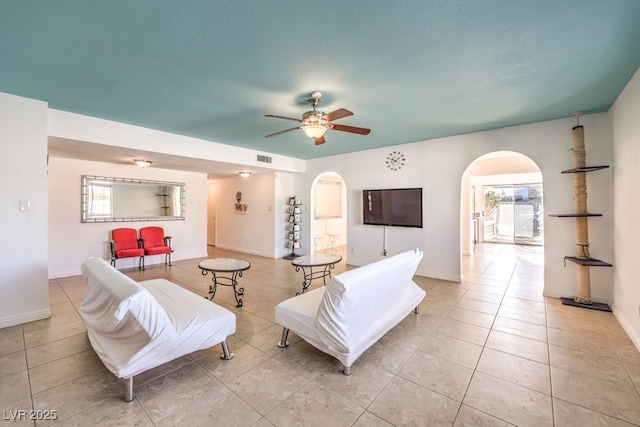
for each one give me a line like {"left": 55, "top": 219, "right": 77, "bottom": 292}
{"left": 467, "top": 153, "right": 542, "bottom": 176}
{"left": 611, "top": 67, "right": 640, "bottom": 348}
{"left": 214, "top": 172, "right": 282, "bottom": 258}
{"left": 48, "top": 157, "right": 208, "bottom": 277}
{"left": 44, "top": 107, "right": 306, "bottom": 275}
{"left": 48, "top": 110, "right": 306, "bottom": 175}
{"left": 301, "top": 141, "right": 435, "bottom": 274}
{"left": 0, "top": 93, "right": 50, "bottom": 327}
{"left": 301, "top": 113, "right": 613, "bottom": 302}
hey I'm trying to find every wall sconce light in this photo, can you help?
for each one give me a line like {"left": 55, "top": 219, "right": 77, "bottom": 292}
{"left": 133, "top": 159, "right": 153, "bottom": 168}
{"left": 238, "top": 171, "right": 252, "bottom": 178}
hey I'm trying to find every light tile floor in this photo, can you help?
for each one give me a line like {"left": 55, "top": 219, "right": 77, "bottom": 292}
{"left": 2, "top": 244, "right": 640, "bottom": 426}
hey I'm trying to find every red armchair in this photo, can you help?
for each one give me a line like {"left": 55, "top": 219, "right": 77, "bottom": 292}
{"left": 140, "top": 226, "right": 173, "bottom": 266}
{"left": 110, "top": 228, "right": 145, "bottom": 270}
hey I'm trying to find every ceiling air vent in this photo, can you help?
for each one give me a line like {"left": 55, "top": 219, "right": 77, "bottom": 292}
{"left": 257, "top": 154, "right": 272, "bottom": 163}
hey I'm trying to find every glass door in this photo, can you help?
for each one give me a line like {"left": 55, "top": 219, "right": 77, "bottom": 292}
{"left": 483, "top": 185, "right": 512, "bottom": 243}
{"left": 513, "top": 184, "right": 543, "bottom": 245}
{"left": 483, "top": 183, "right": 543, "bottom": 245}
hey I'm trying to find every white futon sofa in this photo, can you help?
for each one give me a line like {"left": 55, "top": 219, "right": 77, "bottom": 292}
{"left": 275, "top": 249, "right": 425, "bottom": 374}
{"left": 80, "top": 257, "right": 236, "bottom": 401}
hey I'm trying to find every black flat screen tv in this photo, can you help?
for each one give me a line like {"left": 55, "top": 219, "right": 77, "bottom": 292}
{"left": 363, "top": 188, "right": 423, "bottom": 228}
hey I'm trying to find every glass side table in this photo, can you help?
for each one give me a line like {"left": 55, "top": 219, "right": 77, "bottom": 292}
{"left": 199, "top": 257, "right": 251, "bottom": 307}
{"left": 291, "top": 254, "right": 342, "bottom": 295}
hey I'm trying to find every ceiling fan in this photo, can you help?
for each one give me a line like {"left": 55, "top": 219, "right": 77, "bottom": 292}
{"left": 264, "top": 91, "right": 371, "bottom": 145}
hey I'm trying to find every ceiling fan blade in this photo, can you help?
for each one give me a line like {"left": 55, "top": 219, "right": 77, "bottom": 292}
{"left": 265, "top": 127, "right": 300, "bottom": 138}
{"left": 314, "top": 135, "right": 326, "bottom": 145}
{"left": 265, "top": 114, "right": 302, "bottom": 123}
{"left": 323, "top": 108, "right": 353, "bottom": 122}
{"left": 331, "top": 123, "right": 371, "bottom": 135}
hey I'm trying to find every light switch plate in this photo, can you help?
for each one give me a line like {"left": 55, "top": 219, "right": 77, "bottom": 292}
{"left": 19, "top": 200, "right": 30, "bottom": 212}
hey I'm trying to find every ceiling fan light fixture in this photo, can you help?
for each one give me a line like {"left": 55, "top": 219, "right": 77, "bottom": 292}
{"left": 301, "top": 124, "right": 327, "bottom": 139}
{"left": 265, "top": 91, "right": 369, "bottom": 143}
{"left": 133, "top": 159, "right": 153, "bottom": 168}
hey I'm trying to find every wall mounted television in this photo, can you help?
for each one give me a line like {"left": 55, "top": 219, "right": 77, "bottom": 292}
{"left": 362, "top": 188, "right": 423, "bottom": 228}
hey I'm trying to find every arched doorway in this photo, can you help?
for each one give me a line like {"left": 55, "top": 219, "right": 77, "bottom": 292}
{"left": 310, "top": 172, "right": 347, "bottom": 258}
{"left": 461, "top": 151, "right": 544, "bottom": 255}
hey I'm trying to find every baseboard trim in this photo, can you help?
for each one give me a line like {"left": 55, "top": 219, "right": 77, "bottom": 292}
{"left": 416, "top": 268, "right": 461, "bottom": 283}
{"left": 49, "top": 252, "right": 209, "bottom": 279}
{"left": 346, "top": 258, "right": 461, "bottom": 283}
{"left": 214, "top": 244, "right": 275, "bottom": 259}
{"left": 0, "top": 308, "right": 52, "bottom": 328}
{"left": 610, "top": 302, "right": 640, "bottom": 353}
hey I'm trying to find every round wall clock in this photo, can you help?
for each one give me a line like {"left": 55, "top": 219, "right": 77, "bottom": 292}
{"left": 386, "top": 151, "right": 406, "bottom": 171}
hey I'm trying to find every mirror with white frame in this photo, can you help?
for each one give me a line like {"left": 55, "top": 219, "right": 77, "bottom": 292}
{"left": 81, "top": 175, "right": 186, "bottom": 222}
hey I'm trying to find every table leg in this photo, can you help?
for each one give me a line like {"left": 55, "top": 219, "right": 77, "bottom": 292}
{"left": 202, "top": 269, "right": 244, "bottom": 307}
{"left": 295, "top": 265, "right": 312, "bottom": 295}
{"left": 202, "top": 269, "right": 218, "bottom": 301}
{"left": 231, "top": 270, "right": 244, "bottom": 307}
{"left": 322, "top": 263, "right": 337, "bottom": 286}
{"left": 294, "top": 263, "right": 338, "bottom": 295}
